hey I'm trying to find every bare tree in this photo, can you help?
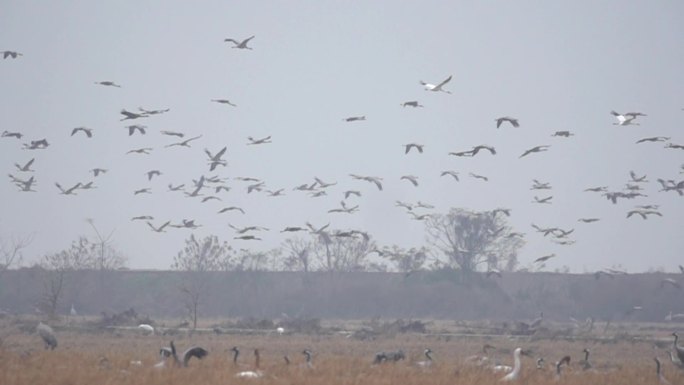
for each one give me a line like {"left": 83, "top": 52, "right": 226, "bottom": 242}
{"left": 0, "top": 234, "right": 33, "bottom": 279}
{"left": 39, "top": 237, "right": 97, "bottom": 317}
{"left": 172, "top": 234, "right": 232, "bottom": 329}
{"left": 282, "top": 237, "right": 313, "bottom": 273}
{"left": 425, "top": 208, "right": 524, "bottom": 273}
{"left": 312, "top": 231, "right": 378, "bottom": 272}
{"left": 380, "top": 245, "right": 429, "bottom": 273}
{"left": 86, "top": 219, "right": 126, "bottom": 270}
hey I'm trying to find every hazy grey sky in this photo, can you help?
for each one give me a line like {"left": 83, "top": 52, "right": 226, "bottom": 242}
{"left": 1, "top": 1, "right": 683, "bottom": 272}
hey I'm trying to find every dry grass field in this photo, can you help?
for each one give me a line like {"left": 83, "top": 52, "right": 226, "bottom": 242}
{"left": 1, "top": 318, "right": 683, "bottom": 385}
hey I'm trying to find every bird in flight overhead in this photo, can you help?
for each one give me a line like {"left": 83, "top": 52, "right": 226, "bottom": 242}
{"left": 495, "top": 116, "right": 519, "bottom": 128}
{"left": 420, "top": 75, "right": 452, "bottom": 93}
{"left": 224, "top": 35, "right": 255, "bottom": 49}
{"left": 94, "top": 81, "right": 121, "bottom": 88}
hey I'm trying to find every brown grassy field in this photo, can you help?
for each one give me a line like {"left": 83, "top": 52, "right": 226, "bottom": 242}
{"left": 1, "top": 319, "right": 683, "bottom": 385}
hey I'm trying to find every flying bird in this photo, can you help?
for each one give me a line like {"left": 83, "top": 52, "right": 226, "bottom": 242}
{"left": 578, "top": 218, "right": 600, "bottom": 223}
{"left": 165, "top": 135, "right": 202, "bottom": 148}
{"left": 404, "top": 143, "right": 424, "bottom": 154}
{"left": 247, "top": 136, "right": 272, "bottom": 145}
{"left": 14, "top": 158, "right": 35, "bottom": 172}
{"left": 611, "top": 110, "right": 644, "bottom": 126}
{"left": 469, "top": 173, "right": 489, "bottom": 181}
{"left": 218, "top": 207, "right": 245, "bottom": 214}
{"left": 636, "top": 136, "right": 669, "bottom": 144}
{"left": 224, "top": 35, "right": 255, "bottom": 49}
{"left": 533, "top": 195, "right": 553, "bottom": 204}
{"left": 2, "top": 130, "right": 23, "bottom": 139}
{"left": 495, "top": 116, "right": 519, "bottom": 128}
{"left": 161, "top": 130, "right": 184, "bottom": 138}
{"left": 120, "top": 109, "right": 148, "bottom": 121}
{"left": 138, "top": 107, "right": 170, "bottom": 115}
{"left": 519, "top": 145, "right": 550, "bottom": 158}
{"left": 344, "top": 116, "right": 366, "bottom": 122}
{"left": 146, "top": 170, "right": 162, "bottom": 181}
{"left": 440, "top": 170, "right": 459, "bottom": 181}
{"left": 147, "top": 221, "right": 171, "bottom": 233}
{"left": 211, "top": 99, "right": 237, "bottom": 106}
{"left": 401, "top": 101, "right": 423, "bottom": 108}
{"left": 55, "top": 182, "right": 81, "bottom": 195}
{"left": 126, "top": 125, "right": 146, "bottom": 136}
{"left": 71, "top": 127, "right": 93, "bottom": 137}
{"left": 552, "top": 131, "right": 574, "bottom": 137}
{"left": 420, "top": 75, "right": 452, "bottom": 93}
{"left": 126, "top": 147, "right": 153, "bottom": 155}
{"left": 534, "top": 254, "right": 556, "bottom": 263}
{"left": 134, "top": 188, "right": 152, "bottom": 195}
{"left": 90, "top": 168, "right": 108, "bottom": 177}
{"left": 349, "top": 174, "right": 383, "bottom": 190}
{"left": 400, "top": 175, "right": 419, "bottom": 187}
{"left": 1, "top": 51, "right": 23, "bottom": 59}
{"left": 94, "top": 81, "right": 121, "bottom": 88}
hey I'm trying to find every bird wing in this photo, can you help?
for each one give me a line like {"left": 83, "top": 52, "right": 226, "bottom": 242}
{"left": 436, "top": 75, "right": 452, "bottom": 88}
{"left": 224, "top": 38, "right": 240, "bottom": 44}
{"left": 25, "top": 158, "right": 35, "bottom": 168}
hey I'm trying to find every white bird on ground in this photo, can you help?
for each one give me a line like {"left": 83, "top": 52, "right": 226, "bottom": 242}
{"left": 420, "top": 75, "right": 452, "bottom": 93}
{"left": 500, "top": 348, "right": 526, "bottom": 381}
{"left": 139, "top": 324, "right": 154, "bottom": 335}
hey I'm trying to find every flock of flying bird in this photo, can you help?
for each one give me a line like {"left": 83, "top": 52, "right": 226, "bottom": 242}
{"left": 3, "top": 32, "right": 684, "bottom": 273}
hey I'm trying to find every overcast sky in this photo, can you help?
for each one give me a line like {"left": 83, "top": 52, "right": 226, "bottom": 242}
{"left": 1, "top": 1, "right": 683, "bottom": 272}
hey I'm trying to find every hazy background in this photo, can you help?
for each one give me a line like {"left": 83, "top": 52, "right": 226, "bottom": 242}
{"left": 1, "top": 1, "right": 682, "bottom": 272}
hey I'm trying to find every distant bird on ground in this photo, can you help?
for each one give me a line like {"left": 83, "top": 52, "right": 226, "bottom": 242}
{"left": 552, "top": 131, "right": 574, "bottom": 137}
{"left": 36, "top": 322, "right": 57, "bottom": 350}
{"left": 661, "top": 278, "right": 681, "bottom": 289}
{"left": 138, "top": 324, "right": 154, "bottom": 335}
{"left": 416, "top": 348, "right": 433, "bottom": 368}
{"left": 534, "top": 254, "right": 556, "bottom": 263}
{"left": 161, "top": 130, "right": 184, "bottom": 138}
{"left": 169, "top": 341, "right": 209, "bottom": 368}
{"left": 344, "top": 116, "right": 366, "bottom": 122}
{"left": 420, "top": 75, "right": 452, "bottom": 93}
{"left": 147, "top": 221, "right": 170, "bottom": 233}
{"left": 211, "top": 99, "right": 237, "bottom": 106}
{"left": 2, "top": 130, "right": 23, "bottom": 139}
{"left": 247, "top": 135, "right": 272, "bottom": 145}
{"left": 120, "top": 109, "right": 147, "bottom": 121}
{"left": 440, "top": 170, "right": 459, "bottom": 181}
{"left": 636, "top": 136, "right": 669, "bottom": 144}
{"left": 495, "top": 116, "right": 519, "bottom": 128}
{"left": 55, "top": 182, "right": 81, "bottom": 195}
{"left": 520, "top": 145, "right": 550, "bottom": 158}
{"left": 218, "top": 207, "right": 245, "bottom": 214}
{"left": 146, "top": 170, "right": 162, "bottom": 181}
{"left": 469, "top": 172, "right": 488, "bottom": 181}
{"left": 235, "top": 349, "right": 264, "bottom": 378}
{"left": 404, "top": 143, "right": 424, "bottom": 154}
{"left": 611, "top": 110, "right": 645, "bottom": 126}
{"left": 165, "top": 135, "right": 202, "bottom": 148}
{"left": 224, "top": 35, "right": 255, "bottom": 49}
{"left": 134, "top": 188, "right": 152, "bottom": 195}
{"left": 1, "top": 51, "right": 23, "bottom": 59}
{"left": 578, "top": 218, "right": 600, "bottom": 223}
{"left": 126, "top": 147, "right": 153, "bottom": 155}
{"left": 126, "top": 125, "right": 146, "bottom": 136}
{"left": 401, "top": 101, "right": 423, "bottom": 108}
{"left": 400, "top": 175, "right": 419, "bottom": 187}
{"left": 94, "top": 81, "right": 121, "bottom": 88}
{"left": 71, "top": 127, "right": 93, "bottom": 137}
{"left": 90, "top": 168, "right": 107, "bottom": 177}
{"left": 655, "top": 357, "right": 671, "bottom": 385}
{"left": 500, "top": 348, "right": 526, "bottom": 382}
{"left": 14, "top": 158, "right": 35, "bottom": 172}
{"left": 673, "top": 332, "right": 684, "bottom": 363}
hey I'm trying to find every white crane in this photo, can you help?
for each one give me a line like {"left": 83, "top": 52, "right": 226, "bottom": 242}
{"left": 224, "top": 35, "right": 255, "bottom": 49}
{"left": 420, "top": 75, "right": 452, "bottom": 93}
{"left": 500, "top": 348, "right": 525, "bottom": 381}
